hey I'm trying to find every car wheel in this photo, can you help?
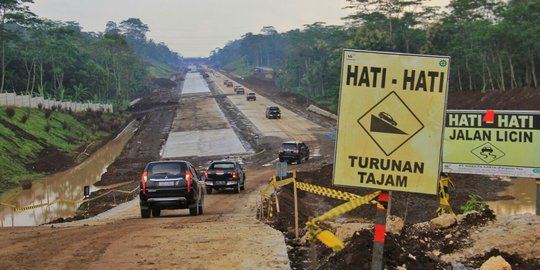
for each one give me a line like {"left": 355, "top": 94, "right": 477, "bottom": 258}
{"left": 297, "top": 156, "right": 302, "bottom": 164}
{"left": 240, "top": 179, "right": 245, "bottom": 191}
{"left": 189, "top": 204, "right": 199, "bottom": 216}
{"left": 234, "top": 182, "right": 240, "bottom": 193}
{"left": 141, "top": 208, "right": 150, "bottom": 218}
{"left": 206, "top": 187, "right": 213, "bottom": 194}
{"left": 152, "top": 207, "right": 161, "bottom": 217}
{"left": 306, "top": 155, "right": 309, "bottom": 161}
{"left": 198, "top": 196, "right": 204, "bottom": 215}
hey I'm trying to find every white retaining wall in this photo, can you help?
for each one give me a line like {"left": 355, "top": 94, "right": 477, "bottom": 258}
{"left": 307, "top": 104, "right": 337, "bottom": 120}
{"left": 0, "top": 93, "right": 113, "bottom": 112}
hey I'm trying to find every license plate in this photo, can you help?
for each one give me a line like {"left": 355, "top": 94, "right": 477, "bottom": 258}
{"left": 158, "top": 181, "right": 174, "bottom": 187}
{"left": 215, "top": 181, "right": 226, "bottom": 185}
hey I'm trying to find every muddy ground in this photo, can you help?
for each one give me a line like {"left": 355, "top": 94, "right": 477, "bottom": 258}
{"left": 231, "top": 73, "right": 540, "bottom": 269}
{"left": 47, "top": 67, "right": 539, "bottom": 269}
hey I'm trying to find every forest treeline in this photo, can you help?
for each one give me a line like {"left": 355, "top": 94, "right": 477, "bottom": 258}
{"left": 210, "top": 0, "right": 540, "bottom": 112}
{"left": 1, "top": 0, "right": 182, "bottom": 109}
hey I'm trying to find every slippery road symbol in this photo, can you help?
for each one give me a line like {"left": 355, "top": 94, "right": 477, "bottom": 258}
{"left": 471, "top": 143, "right": 505, "bottom": 164}
{"left": 479, "top": 146, "right": 497, "bottom": 159}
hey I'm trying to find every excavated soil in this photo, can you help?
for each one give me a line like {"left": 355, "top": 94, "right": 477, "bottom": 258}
{"left": 239, "top": 73, "right": 540, "bottom": 269}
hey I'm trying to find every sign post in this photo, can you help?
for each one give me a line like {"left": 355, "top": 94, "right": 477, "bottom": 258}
{"left": 334, "top": 49, "right": 450, "bottom": 269}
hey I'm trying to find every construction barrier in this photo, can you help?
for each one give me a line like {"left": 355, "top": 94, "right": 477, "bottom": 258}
{"left": 437, "top": 174, "right": 456, "bottom": 216}
{"left": 306, "top": 191, "right": 381, "bottom": 251}
{"left": 258, "top": 175, "right": 382, "bottom": 251}
{"left": 0, "top": 186, "right": 139, "bottom": 212}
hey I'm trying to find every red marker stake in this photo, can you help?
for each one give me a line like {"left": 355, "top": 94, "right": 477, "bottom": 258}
{"left": 371, "top": 191, "right": 389, "bottom": 270}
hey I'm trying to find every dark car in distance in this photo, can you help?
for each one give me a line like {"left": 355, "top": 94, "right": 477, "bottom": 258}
{"left": 246, "top": 93, "right": 256, "bottom": 101}
{"left": 266, "top": 106, "right": 281, "bottom": 119}
{"left": 236, "top": 87, "right": 245, "bottom": 94}
{"left": 278, "top": 141, "right": 310, "bottom": 164}
{"left": 204, "top": 160, "right": 245, "bottom": 194}
{"left": 139, "top": 160, "right": 204, "bottom": 218}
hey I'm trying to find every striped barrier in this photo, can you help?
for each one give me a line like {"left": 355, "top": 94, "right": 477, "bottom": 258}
{"left": 1, "top": 186, "right": 139, "bottom": 212}
{"left": 306, "top": 191, "right": 381, "bottom": 251}
{"left": 295, "top": 181, "right": 361, "bottom": 202}
{"left": 436, "top": 175, "right": 456, "bottom": 216}
{"left": 258, "top": 175, "right": 383, "bottom": 250}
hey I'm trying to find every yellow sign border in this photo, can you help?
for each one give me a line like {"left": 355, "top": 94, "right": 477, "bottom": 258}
{"left": 333, "top": 49, "right": 450, "bottom": 195}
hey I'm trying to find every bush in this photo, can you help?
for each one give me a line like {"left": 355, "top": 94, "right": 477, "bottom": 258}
{"left": 460, "top": 195, "right": 486, "bottom": 213}
{"left": 44, "top": 109, "right": 52, "bottom": 119}
{"left": 44, "top": 122, "right": 51, "bottom": 132}
{"left": 98, "top": 121, "right": 112, "bottom": 132}
{"left": 20, "top": 113, "right": 29, "bottom": 123}
{"left": 5, "top": 107, "right": 16, "bottom": 118}
{"left": 37, "top": 103, "right": 43, "bottom": 110}
{"left": 51, "top": 105, "right": 57, "bottom": 111}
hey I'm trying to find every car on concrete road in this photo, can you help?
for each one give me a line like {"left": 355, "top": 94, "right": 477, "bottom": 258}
{"left": 236, "top": 87, "right": 245, "bottom": 95}
{"left": 246, "top": 93, "right": 256, "bottom": 101}
{"left": 139, "top": 160, "right": 204, "bottom": 218}
{"left": 265, "top": 106, "right": 281, "bottom": 119}
{"left": 225, "top": 81, "right": 233, "bottom": 87}
{"left": 204, "top": 160, "right": 245, "bottom": 194}
{"left": 278, "top": 141, "right": 310, "bottom": 164}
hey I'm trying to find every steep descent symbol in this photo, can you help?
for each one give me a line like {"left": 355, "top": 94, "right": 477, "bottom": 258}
{"left": 358, "top": 91, "right": 424, "bottom": 156}
{"left": 471, "top": 142, "right": 505, "bottom": 164}
{"left": 370, "top": 112, "right": 408, "bottom": 135}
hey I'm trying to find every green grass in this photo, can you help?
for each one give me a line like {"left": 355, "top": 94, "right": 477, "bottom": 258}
{"left": 0, "top": 107, "right": 114, "bottom": 189}
{"left": 223, "top": 57, "right": 254, "bottom": 78}
{"left": 147, "top": 62, "right": 176, "bottom": 78}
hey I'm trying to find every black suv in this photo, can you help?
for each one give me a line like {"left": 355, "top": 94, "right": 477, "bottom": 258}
{"left": 204, "top": 160, "right": 245, "bottom": 194}
{"left": 139, "top": 160, "right": 204, "bottom": 218}
{"left": 266, "top": 106, "right": 281, "bottom": 119}
{"left": 278, "top": 141, "right": 310, "bottom": 164}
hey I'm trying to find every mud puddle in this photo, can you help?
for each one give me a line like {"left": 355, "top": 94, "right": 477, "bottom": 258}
{"left": 487, "top": 177, "right": 537, "bottom": 216}
{"left": 0, "top": 121, "right": 138, "bottom": 226}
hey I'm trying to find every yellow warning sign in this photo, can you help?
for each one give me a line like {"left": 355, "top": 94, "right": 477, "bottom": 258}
{"left": 333, "top": 50, "right": 450, "bottom": 195}
{"left": 443, "top": 110, "right": 540, "bottom": 178}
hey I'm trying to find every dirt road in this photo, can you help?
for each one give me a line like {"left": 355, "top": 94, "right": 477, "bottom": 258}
{"left": 0, "top": 70, "right": 337, "bottom": 269}
{"left": 0, "top": 167, "right": 291, "bottom": 270}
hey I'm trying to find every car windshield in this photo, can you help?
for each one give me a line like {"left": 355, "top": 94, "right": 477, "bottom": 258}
{"left": 148, "top": 162, "right": 186, "bottom": 178}
{"left": 248, "top": 93, "right": 255, "bottom": 96}
{"left": 281, "top": 143, "right": 297, "bottom": 150}
{"left": 210, "top": 162, "right": 236, "bottom": 170}
{"left": 269, "top": 107, "right": 280, "bottom": 112}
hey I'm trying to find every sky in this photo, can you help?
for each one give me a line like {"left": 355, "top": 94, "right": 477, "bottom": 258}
{"left": 30, "top": 0, "right": 449, "bottom": 58}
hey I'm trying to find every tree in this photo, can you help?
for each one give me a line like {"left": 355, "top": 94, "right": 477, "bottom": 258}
{"left": 0, "top": 0, "right": 36, "bottom": 92}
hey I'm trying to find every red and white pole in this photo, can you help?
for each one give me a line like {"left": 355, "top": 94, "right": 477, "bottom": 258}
{"left": 371, "top": 190, "right": 389, "bottom": 270}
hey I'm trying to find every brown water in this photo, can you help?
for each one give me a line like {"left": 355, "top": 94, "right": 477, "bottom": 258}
{"left": 0, "top": 121, "right": 137, "bottom": 227}
{"left": 487, "top": 177, "right": 537, "bottom": 217}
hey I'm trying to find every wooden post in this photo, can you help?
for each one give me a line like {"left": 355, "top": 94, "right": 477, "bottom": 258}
{"left": 371, "top": 191, "right": 389, "bottom": 270}
{"left": 260, "top": 197, "right": 264, "bottom": 219}
{"left": 387, "top": 191, "right": 392, "bottom": 216}
{"left": 293, "top": 171, "right": 299, "bottom": 240}
{"left": 273, "top": 178, "right": 280, "bottom": 213}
